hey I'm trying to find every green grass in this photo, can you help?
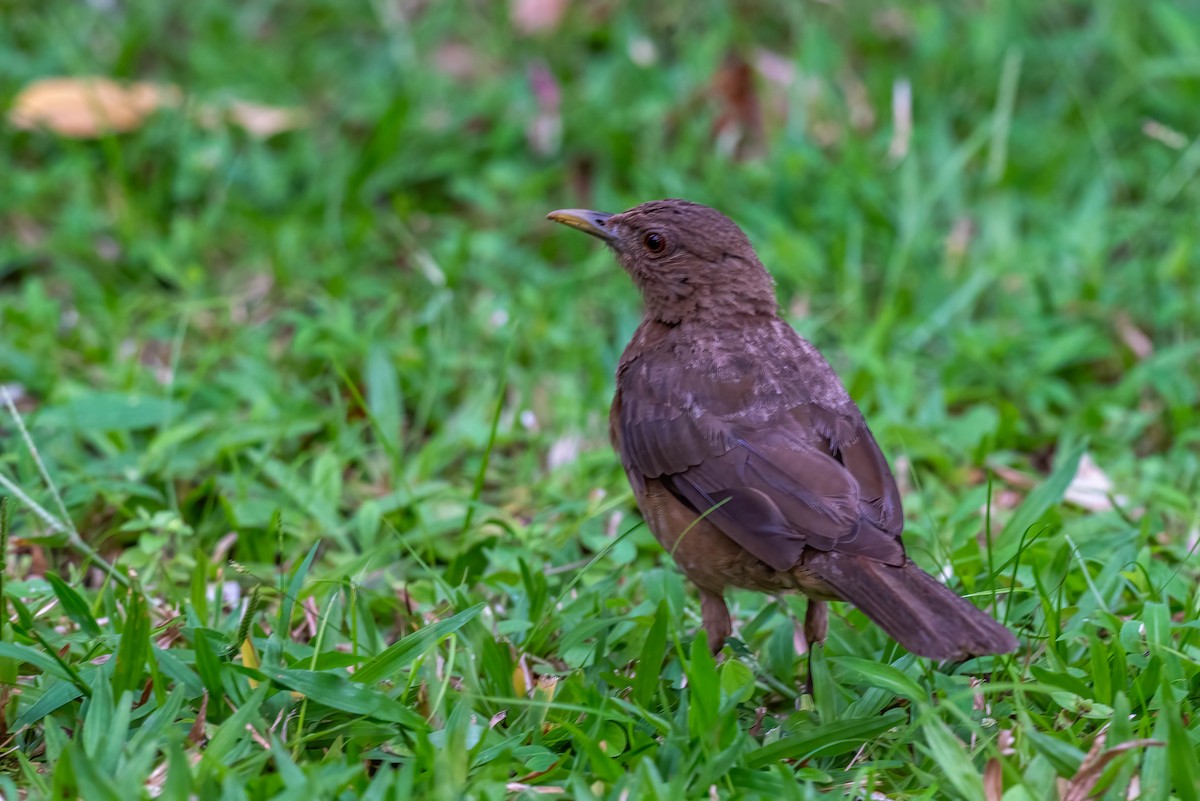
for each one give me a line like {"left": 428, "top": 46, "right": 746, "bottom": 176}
{"left": 1, "top": 0, "right": 1199, "bottom": 798}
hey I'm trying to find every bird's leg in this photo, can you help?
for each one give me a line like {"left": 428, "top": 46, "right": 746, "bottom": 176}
{"left": 699, "top": 589, "right": 732, "bottom": 656}
{"left": 804, "top": 598, "right": 828, "bottom": 644}
{"left": 803, "top": 599, "right": 828, "bottom": 696}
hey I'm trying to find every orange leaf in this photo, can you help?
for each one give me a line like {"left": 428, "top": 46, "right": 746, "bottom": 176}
{"left": 9, "top": 76, "right": 179, "bottom": 138}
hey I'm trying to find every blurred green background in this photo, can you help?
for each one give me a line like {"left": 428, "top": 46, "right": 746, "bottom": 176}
{"left": 1, "top": 1, "right": 1198, "bottom": 798}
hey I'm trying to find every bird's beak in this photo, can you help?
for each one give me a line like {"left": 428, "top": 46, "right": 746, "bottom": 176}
{"left": 546, "top": 208, "right": 616, "bottom": 242}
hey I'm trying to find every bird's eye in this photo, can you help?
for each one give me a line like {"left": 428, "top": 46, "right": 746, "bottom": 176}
{"left": 643, "top": 232, "right": 667, "bottom": 254}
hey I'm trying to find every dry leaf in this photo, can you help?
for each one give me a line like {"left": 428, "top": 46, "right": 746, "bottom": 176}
{"left": 628, "top": 36, "right": 658, "bottom": 67}
{"left": 145, "top": 749, "right": 201, "bottom": 797}
{"left": 188, "top": 691, "right": 209, "bottom": 745}
{"left": 222, "top": 99, "right": 307, "bottom": 138}
{"left": 711, "top": 53, "right": 765, "bottom": 159}
{"left": 988, "top": 464, "right": 1036, "bottom": 489}
{"left": 547, "top": 433, "right": 582, "bottom": 470}
{"left": 945, "top": 217, "right": 974, "bottom": 262}
{"left": 505, "top": 784, "right": 565, "bottom": 795}
{"left": 754, "top": 49, "right": 794, "bottom": 88}
{"left": 873, "top": 8, "right": 915, "bottom": 39}
{"left": 994, "top": 489, "right": 1024, "bottom": 510}
{"left": 1060, "top": 733, "right": 1162, "bottom": 801}
{"left": 1064, "top": 453, "right": 1126, "bottom": 512}
{"left": 986, "top": 454, "right": 1129, "bottom": 518}
{"left": 747, "top": 706, "right": 767, "bottom": 737}
{"left": 526, "top": 62, "right": 561, "bottom": 156}
{"left": 193, "top": 98, "right": 307, "bottom": 138}
{"left": 0, "top": 383, "right": 32, "bottom": 414}
{"left": 511, "top": 0, "right": 568, "bottom": 34}
{"left": 752, "top": 49, "right": 794, "bottom": 143}
{"left": 1115, "top": 312, "right": 1154, "bottom": 360}
{"left": 1142, "top": 119, "right": 1187, "bottom": 150}
{"left": 983, "top": 757, "right": 1003, "bottom": 801}
{"left": 10, "top": 76, "right": 306, "bottom": 140}
{"left": 9, "top": 76, "right": 179, "bottom": 137}
{"left": 434, "top": 41, "right": 481, "bottom": 81}
{"left": 841, "top": 70, "right": 875, "bottom": 131}
{"left": 535, "top": 674, "right": 558, "bottom": 701}
{"left": 8, "top": 214, "right": 47, "bottom": 249}
{"left": 889, "top": 77, "right": 912, "bottom": 160}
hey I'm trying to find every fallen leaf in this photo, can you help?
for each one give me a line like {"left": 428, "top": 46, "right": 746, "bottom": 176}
{"left": 604, "top": 509, "right": 623, "bottom": 538}
{"left": 526, "top": 62, "right": 561, "bottom": 156}
{"left": 505, "top": 785, "right": 565, "bottom": 795}
{"left": 752, "top": 49, "right": 794, "bottom": 150}
{"left": 873, "top": 8, "right": 915, "bottom": 39}
{"left": 145, "top": 749, "right": 201, "bottom": 797}
{"left": 8, "top": 214, "right": 47, "bottom": 249}
{"left": 0, "top": 383, "right": 32, "bottom": 413}
{"left": 535, "top": 674, "right": 558, "bottom": 701}
{"left": 9, "top": 76, "right": 179, "bottom": 137}
{"left": 988, "top": 464, "right": 1036, "bottom": 489}
{"left": 546, "top": 432, "right": 582, "bottom": 470}
{"left": 711, "top": 52, "right": 765, "bottom": 159}
{"left": 434, "top": 41, "right": 482, "bottom": 81}
{"left": 945, "top": 217, "right": 974, "bottom": 262}
{"left": 754, "top": 49, "right": 794, "bottom": 88}
{"left": 1141, "top": 119, "right": 1187, "bottom": 150}
{"left": 188, "top": 692, "right": 209, "bottom": 745}
{"left": 10, "top": 76, "right": 307, "bottom": 140}
{"left": 1115, "top": 312, "right": 1154, "bottom": 360}
{"left": 193, "top": 98, "right": 307, "bottom": 138}
{"left": 840, "top": 70, "right": 875, "bottom": 131}
{"left": 747, "top": 706, "right": 767, "bottom": 737}
{"left": 628, "top": 36, "right": 657, "bottom": 67}
{"left": 983, "top": 757, "right": 1002, "bottom": 801}
{"left": 1060, "top": 732, "right": 1162, "bottom": 801}
{"left": 221, "top": 99, "right": 307, "bottom": 138}
{"left": 889, "top": 77, "right": 912, "bottom": 160}
{"left": 511, "top": 0, "right": 567, "bottom": 34}
{"left": 1063, "top": 453, "right": 1126, "bottom": 512}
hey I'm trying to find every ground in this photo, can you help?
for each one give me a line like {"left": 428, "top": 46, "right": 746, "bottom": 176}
{"left": 0, "top": 1, "right": 1198, "bottom": 799}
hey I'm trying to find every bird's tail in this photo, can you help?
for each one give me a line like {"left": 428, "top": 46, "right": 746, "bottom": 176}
{"left": 802, "top": 553, "right": 1018, "bottom": 660}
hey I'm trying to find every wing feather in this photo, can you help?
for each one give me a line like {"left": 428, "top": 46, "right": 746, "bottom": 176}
{"left": 615, "top": 325, "right": 905, "bottom": 570}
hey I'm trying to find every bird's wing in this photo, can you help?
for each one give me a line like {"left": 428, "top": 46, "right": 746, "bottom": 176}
{"left": 615, "top": 335, "right": 904, "bottom": 572}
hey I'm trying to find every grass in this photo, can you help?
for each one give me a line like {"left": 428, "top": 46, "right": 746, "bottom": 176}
{"left": 1, "top": 0, "right": 1199, "bottom": 798}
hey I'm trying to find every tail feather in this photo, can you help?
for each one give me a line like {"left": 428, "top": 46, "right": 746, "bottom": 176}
{"left": 804, "top": 553, "right": 1018, "bottom": 660}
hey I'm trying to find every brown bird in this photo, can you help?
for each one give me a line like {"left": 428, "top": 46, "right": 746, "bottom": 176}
{"left": 548, "top": 199, "right": 1018, "bottom": 663}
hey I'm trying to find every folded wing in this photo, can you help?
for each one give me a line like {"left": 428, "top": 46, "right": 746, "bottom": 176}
{"left": 615, "top": 346, "right": 905, "bottom": 572}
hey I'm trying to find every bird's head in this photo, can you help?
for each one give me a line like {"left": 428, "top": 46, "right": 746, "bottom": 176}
{"left": 548, "top": 199, "right": 778, "bottom": 325}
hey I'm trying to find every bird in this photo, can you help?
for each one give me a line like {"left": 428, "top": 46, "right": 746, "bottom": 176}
{"left": 547, "top": 199, "right": 1019, "bottom": 666}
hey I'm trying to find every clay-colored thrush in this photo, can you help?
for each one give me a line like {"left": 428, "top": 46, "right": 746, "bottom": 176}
{"left": 549, "top": 199, "right": 1018, "bottom": 661}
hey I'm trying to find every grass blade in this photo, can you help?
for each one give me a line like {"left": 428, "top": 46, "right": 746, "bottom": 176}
{"left": 354, "top": 603, "right": 484, "bottom": 686}
{"left": 747, "top": 709, "right": 907, "bottom": 767}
